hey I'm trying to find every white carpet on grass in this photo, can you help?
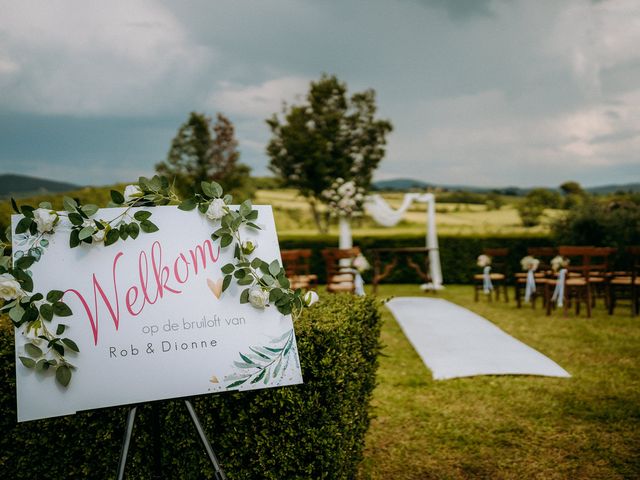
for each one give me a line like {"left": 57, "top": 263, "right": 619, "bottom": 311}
{"left": 386, "top": 297, "right": 571, "bottom": 380}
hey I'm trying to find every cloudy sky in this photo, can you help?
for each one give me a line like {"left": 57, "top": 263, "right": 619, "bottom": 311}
{"left": 1, "top": 0, "right": 639, "bottom": 188}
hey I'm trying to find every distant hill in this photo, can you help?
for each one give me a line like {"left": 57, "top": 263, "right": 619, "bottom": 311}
{"left": 372, "top": 178, "right": 434, "bottom": 191}
{"left": 0, "top": 174, "right": 79, "bottom": 198}
{"left": 373, "top": 178, "right": 640, "bottom": 195}
{"left": 586, "top": 183, "right": 640, "bottom": 194}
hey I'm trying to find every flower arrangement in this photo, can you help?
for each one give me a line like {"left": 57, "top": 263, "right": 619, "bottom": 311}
{"left": 352, "top": 253, "right": 370, "bottom": 273}
{"left": 3, "top": 176, "right": 317, "bottom": 388}
{"left": 321, "top": 178, "right": 366, "bottom": 217}
{"left": 477, "top": 254, "right": 492, "bottom": 268}
{"left": 551, "top": 255, "right": 569, "bottom": 272}
{"left": 520, "top": 256, "right": 540, "bottom": 271}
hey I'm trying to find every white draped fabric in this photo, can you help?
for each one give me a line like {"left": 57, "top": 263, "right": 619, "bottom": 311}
{"left": 363, "top": 192, "right": 444, "bottom": 290}
{"left": 363, "top": 193, "right": 421, "bottom": 227}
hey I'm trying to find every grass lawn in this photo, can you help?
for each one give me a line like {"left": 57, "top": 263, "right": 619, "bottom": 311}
{"left": 358, "top": 284, "right": 640, "bottom": 479}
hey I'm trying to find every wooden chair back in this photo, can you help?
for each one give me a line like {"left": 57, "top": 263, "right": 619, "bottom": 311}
{"left": 280, "top": 248, "right": 317, "bottom": 290}
{"left": 321, "top": 247, "right": 361, "bottom": 293}
{"left": 483, "top": 248, "right": 509, "bottom": 275}
{"left": 527, "top": 247, "right": 557, "bottom": 273}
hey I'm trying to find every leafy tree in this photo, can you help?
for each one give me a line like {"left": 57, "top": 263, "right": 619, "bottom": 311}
{"left": 526, "top": 188, "right": 562, "bottom": 209}
{"left": 156, "top": 112, "right": 254, "bottom": 200}
{"left": 266, "top": 74, "right": 393, "bottom": 233}
{"left": 485, "top": 192, "right": 505, "bottom": 211}
{"left": 560, "top": 180, "right": 587, "bottom": 209}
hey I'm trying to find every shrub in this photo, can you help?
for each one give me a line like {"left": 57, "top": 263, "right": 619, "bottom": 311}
{"left": 0, "top": 294, "right": 382, "bottom": 479}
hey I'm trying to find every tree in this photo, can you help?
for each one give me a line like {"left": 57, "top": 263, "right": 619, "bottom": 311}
{"left": 560, "top": 180, "right": 587, "bottom": 209}
{"left": 156, "top": 112, "right": 254, "bottom": 200}
{"left": 266, "top": 74, "right": 393, "bottom": 233}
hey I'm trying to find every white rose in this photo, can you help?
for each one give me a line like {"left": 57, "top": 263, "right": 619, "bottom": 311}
{"left": 477, "top": 254, "right": 491, "bottom": 268}
{"left": 205, "top": 198, "right": 226, "bottom": 221}
{"left": 242, "top": 241, "right": 257, "bottom": 255}
{"left": 304, "top": 290, "right": 319, "bottom": 307}
{"left": 0, "top": 273, "right": 24, "bottom": 301}
{"left": 32, "top": 208, "right": 58, "bottom": 233}
{"left": 248, "top": 287, "right": 269, "bottom": 309}
{"left": 82, "top": 220, "right": 107, "bottom": 243}
{"left": 352, "top": 254, "right": 370, "bottom": 273}
{"left": 123, "top": 185, "right": 143, "bottom": 202}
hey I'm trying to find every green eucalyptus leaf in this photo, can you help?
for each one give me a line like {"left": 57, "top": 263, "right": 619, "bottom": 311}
{"left": 239, "top": 200, "right": 252, "bottom": 217}
{"left": 251, "top": 368, "right": 267, "bottom": 384}
{"left": 133, "top": 210, "right": 152, "bottom": 221}
{"left": 220, "top": 234, "right": 233, "bottom": 248}
{"left": 61, "top": 338, "right": 80, "bottom": 353}
{"left": 261, "top": 274, "right": 275, "bottom": 286}
{"left": 140, "top": 220, "right": 159, "bottom": 233}
{"left": 105, "top": 229, "right": 120, "bottom": 246}
{"left": 11, "top": 197, "right": 20, "bottom": 214}
{"left": 240, "top": 288, "right": 250, "bottom": 304}
{"left": 56, "top": 365, "right": 72, "bottom": 387}
{"left": 128, "top": 222, "right": 140, "bottom": 239}
{"left": 68, "top": 213, "right": 84, "bottom": 226}
{"left": 222, "top": 274, "right": 232, "bottom": 292}
{"left": 56, "top": 324, "right": 66, "bottom": 335}
{"left": 53, "top": 301, "right": 72, "bottom": 317}
{"left": 15, "top": 255, "right": 36, "bottom": 270}
{"left": 246, "top": 210, "right": 259, "bottom": 221}
{"left": 119, "top": 226, "right": 129, "bottom": 240}
{"left": 40, "top": 303, "right": 54, "bottom": 321}
{"left": 19, "top": 356, "right": 36, "bottom": 369}
{"left": 210, "top": 181, "right": 223, "bottom": 197}
{"left": 201, "top": 181, "right": 214, "bottom": 198}
{"left": 246, "top": 222, "right": 261, "bottom": 230}
{"left": 237, "top": 276, "right": 254, "bottom": 286}
{"left": 63, "top": 196, "right": 78, "bottom": 212}
{"left": 25, "top": 343, "right": 43, "bottom": 358}
{"left": 110, "top": 190, "right": 125, "bottom": 204}
{"left": 9, "top": 304, "right": 25, "bottom": 324}
{"left": 78, "top": 226, "right": 94, "bottom": 241}
{"left": 269, "top": 260, "right": 280, "bottom": 277}
{"left": 226, "top": 377, "right": 248, "bottom": 389}
{"left": 15, "top": 217, "right": 32, "bottom": 235}
{"left": 52, "top": 343, "right": 64, "bottom": 356}
{"left": 46, "top": 290, "right": 64, "bottom": 302}
{"left": 178, "top": 198, "right": 197, "bottom": 211}
{"left": 20, "top": 205, "right": 34, "bottom": 218}
{"left": 81, "top": 204, "right": 99, "bottom": 217}
{"left": 69, "top": 229, "right": 80, "bottom": 248}
{"left": 221, "top": 263, "right": 235, "bottom": 275}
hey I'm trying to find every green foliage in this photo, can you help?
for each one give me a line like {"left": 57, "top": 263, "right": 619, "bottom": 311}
{"left": 157, "top": 112, "right": 255, "bottom": 201}
{"left": 516, "top": 188, "right": 562, "bottom": 227}
{"left": 551, "top": 198, "right": 640, "bottom": 256}
{"left": 266, "top": 74, "right": 392, "bottom": 233}
{"left": 485, "top": 192, "right": 505, "bottom": 210}
{"left": 0, "top": 294, "right": 382, "bottom": 479}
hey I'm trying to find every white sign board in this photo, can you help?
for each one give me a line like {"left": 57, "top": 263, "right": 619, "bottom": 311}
{"left": 13, "top": 206, "right": 303, "bottom": 422}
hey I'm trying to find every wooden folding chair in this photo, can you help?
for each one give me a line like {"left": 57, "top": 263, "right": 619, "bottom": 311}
{"left": 608, "top": 246, "right": 640, "bottom": 316}
{"left": 545, "top": 246, "right": 594, "bottom": 317}
{"left": 321, "top": 247, "right": 361, "bottom": 294}
{"left": 280, "top": 249, "right": 318, "bottom": 290}
{"left": 514, "top": 247, "right": 556, "bottom": 308}
{"left": 474, "top": 248, "right": 509, "bottom": 302}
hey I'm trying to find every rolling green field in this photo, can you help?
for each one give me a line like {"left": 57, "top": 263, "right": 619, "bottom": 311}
{"left": 358, "top": 284, "right": 640, "bottom": 479}
{"left": 0, "top": 186, "right": 558, "bottom": 238}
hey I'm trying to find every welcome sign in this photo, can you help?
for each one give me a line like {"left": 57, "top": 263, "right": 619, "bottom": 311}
{"left": 13, "top": 205, "right": 303, "bottom": 422}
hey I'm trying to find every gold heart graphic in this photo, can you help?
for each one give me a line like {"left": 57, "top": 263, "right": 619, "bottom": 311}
{"left": 207, "top": 278, "right": 223, "bottom": 299}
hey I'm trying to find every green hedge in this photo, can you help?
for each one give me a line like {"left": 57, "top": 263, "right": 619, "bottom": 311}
{"left": 0, "top": 294, "right": 382, "bottom": 479}
{"left": 280, "top": 234, "right": 554, "bottom": 285}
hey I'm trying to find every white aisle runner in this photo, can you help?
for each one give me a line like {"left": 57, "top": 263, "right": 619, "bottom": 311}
{"left": 386, "top": 297, "right": 571, "bottom": 380}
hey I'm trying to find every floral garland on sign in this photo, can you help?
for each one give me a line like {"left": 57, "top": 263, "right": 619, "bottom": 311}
{"left": 1, "top": 176, "right": 317, "bottom": 388}
{"left": 321, "top": 178, "right": 366, "bottom": 217}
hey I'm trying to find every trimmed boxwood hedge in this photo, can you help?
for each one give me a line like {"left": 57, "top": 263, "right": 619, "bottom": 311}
{"left": 0, "top": 294, "right": 382, "bottom": 479}
{"left": 279, "top": 233, "right": 554, "bottom": 285}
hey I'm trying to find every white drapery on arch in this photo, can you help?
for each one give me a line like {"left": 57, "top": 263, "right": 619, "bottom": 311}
{"left": 364, "top": 193, "right": 444, "bottom": 290}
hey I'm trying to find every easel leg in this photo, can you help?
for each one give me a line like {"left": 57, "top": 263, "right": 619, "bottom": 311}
{"left": 117, "top": 406, "right": 138, "bottom": 480}
{"left": 151, "top": 402, "right": 163, "bottom": 479}
{"left": 184, "top": 399, "right": 227, "bottom": 480}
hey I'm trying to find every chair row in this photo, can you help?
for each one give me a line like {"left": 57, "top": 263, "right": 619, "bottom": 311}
{"left": 474, "top": 246, "right": 640, "bottom": 317}
{"left": 281, "top": 247, "right": 362, "bottom": 294}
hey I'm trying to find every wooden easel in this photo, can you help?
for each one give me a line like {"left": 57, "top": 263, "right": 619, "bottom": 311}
{"left": 117, "top": 399, "right": 226, "bottom": 480}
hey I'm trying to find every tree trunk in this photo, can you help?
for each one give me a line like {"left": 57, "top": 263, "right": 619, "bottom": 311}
{"left": 309, "top": 199, "right": 328, "bottom": 234}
